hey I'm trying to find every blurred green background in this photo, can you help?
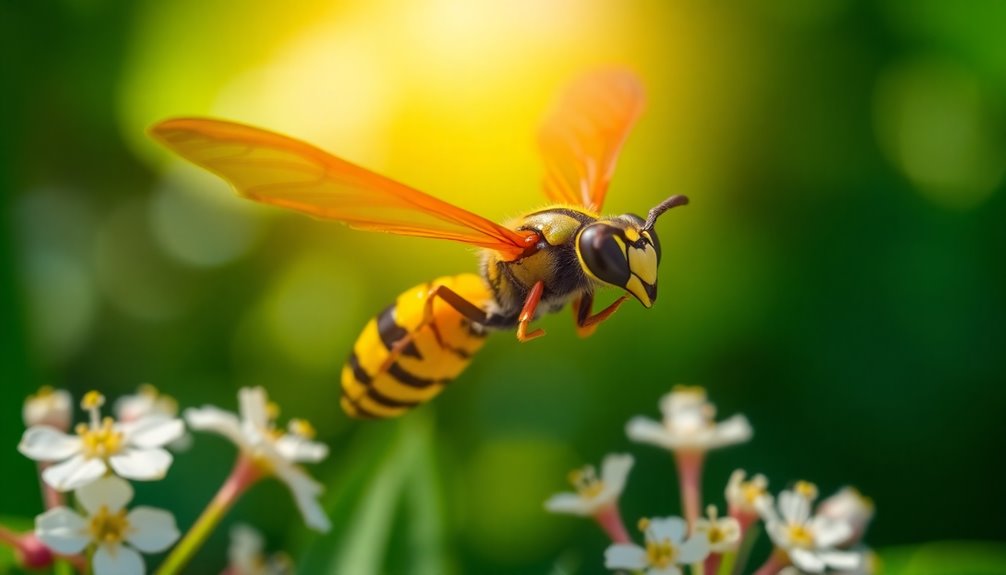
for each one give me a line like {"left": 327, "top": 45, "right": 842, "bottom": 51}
{"left": 2, "top": 0, "right": 1005, "bottom": 573}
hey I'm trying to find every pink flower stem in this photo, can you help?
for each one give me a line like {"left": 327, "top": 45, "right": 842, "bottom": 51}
{"left": 674, "top": 450, "right": 705, "bottom": 530}
{"left": 594, "top": 504, "right": 632, "bottom": 543}
{"left": 155, "top": 453, "right": 263, "bottom": 575}
{"left": 36, "top": 462, "right": 64, "bottom": 509}
{"left": 704, "top": 552, "right": 722, "bottom": 575}
{"left": 752, "top": 550, "right": 789, "bottom": 575}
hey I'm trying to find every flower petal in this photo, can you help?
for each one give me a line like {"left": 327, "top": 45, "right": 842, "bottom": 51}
{"left": 42, "top": 454, "right": 108, "bottom": 491}
{"left": 677, "top": 534, "right": 711, "bottom": 564}
{"left": 77, "top": 475, "right": 135, "bottom": 515}
{"left": 599, "top": 453, "right": 634, "bottom": 495}
{"left": 228, "top": 524, "right": 265, "bottom": 572}
{"left": 709, "top": 415, "right": 753, "bottom": 448}
{"left": 626, "top": 416, "right": 675, "bottom": 449}
{"left": 93, "top": 544, "right": 145, "bottom": 575}
{"left": 18, "top": 426, "right": 82, "bottom": 461}
{"left": 239, "top": 387, "right": 270, "bottom": 430}
{"left": 811, "top": 515, "right": 853, "bottom": 549}
{"left": 790, "top": 548, "right": 826, "bottom": 573}
{"left": 648, "top": 517, "right": 687, "bottom": 544}
{"left": 123, "top": 416, "right": 185, "bottom": 449}
{"left": 274, "top": 435, "right": 328, "bottom": 463}
{"left": 543, "top": 493, "right": 591, "bottom": 516}
{"left": 779, "top": 491, "right": 811, "bottom": 524}
{"left": 604, "top": 543, "right": 648, "bottom": 570}
{"left": 272, "top": 459, "right": 331, "bottom": 532}
{"left": 820, "top": 550, "right": 862, "bottom": 570}
{"left": 109, "top": 448, "right": 173, "bottom": 481}
{"left": 649, "top": 567, "right": 683, "bottom": 575}
{"left": 35, "top": 508, "right": 89, "bottom": 554}
{"left": 126, "top": 507, "right": 180, "bottom": 553}
{"left": 184, "top": 406, "right": 246, "bottom": 447}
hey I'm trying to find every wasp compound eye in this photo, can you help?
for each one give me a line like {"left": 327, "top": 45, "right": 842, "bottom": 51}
{"left": 577, "top": 224, "right": 630, "bottom": 287}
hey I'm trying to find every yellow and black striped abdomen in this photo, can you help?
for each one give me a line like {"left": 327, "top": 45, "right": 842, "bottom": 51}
{"left": 340, "top": 274, "right": 492, "bottom": 418}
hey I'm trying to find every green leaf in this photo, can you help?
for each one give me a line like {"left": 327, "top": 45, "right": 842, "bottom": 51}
{"left": 298, "top": 412, "right": 451, "bottom": 575}
{"left": 881, "top": 541, "right": 1006, "bottom": 575}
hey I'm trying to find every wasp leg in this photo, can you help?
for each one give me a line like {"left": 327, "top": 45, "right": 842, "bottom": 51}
{"left": 572, "top": 292, "right": 629, "bottom": 338}
{"left": 378, "top": 284, "right": 490, "bottom": 373}
{"left": 517, "top": 281, "right": 546, "bottom": 343}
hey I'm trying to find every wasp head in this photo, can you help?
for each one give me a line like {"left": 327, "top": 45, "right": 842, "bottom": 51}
{"left": 574, "top": 195, "right": 688, "bottom": 308}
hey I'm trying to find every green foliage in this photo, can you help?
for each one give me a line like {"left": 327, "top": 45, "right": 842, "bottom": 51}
{"left": 882, "top": 542, "right": 1006, "bottom": 575}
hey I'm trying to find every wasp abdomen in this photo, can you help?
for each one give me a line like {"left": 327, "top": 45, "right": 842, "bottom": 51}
{"left": 340, "top": 274, "right": 492, "bottom": 418}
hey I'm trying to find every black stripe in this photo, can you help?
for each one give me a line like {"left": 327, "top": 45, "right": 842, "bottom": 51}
{"left": 347, "top": 400, "right": 379, "bottom": 419}
{"left": 367, "top": 385, "right": 419, "bottom": 408}
{"left": 446, "top": 345, "right": 472, "bottom": 359}
{"left": 388, "top": 361, "right": 441, "bottom": 388}
{"left": 377, "top": 305, "right": 422, "bottom": 359}
{"left": 347, "top": 353, "right": 372, "bottom": 385}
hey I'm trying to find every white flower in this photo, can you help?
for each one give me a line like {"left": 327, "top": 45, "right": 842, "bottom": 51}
{"left": 228, "top": 524, "right": 293, "bottom": 575}
{"left": 23, "top": 386, "right": 73, "bottom": 430}
{"left": 726, "top": 469, "right": 772, "bottom": 518}
{"left": 626, "top": 386, "right": 752, "bottom": 452}
{"left": 605, "top": 517, "right": 709, "bottom": 575}
{"left": 35, "top": 475, "right": 179, "bottom": 575}
{"left": 544, "top": 454, "right": 633, "bottom": 516}
{"left": 693, "top": 505, "right": 741, "bottom": 553}
{"left": 816, "top": 487, "right": 874, "bottom": 545}
{"left": 185, "top": 387, "right": 331, "bottom": 532}
{"left": 760, "top": 481, "right": 863, "bottom": 573}
{"left": 19, "top": 391, "right": 185, "bottom": 491}
{"left": 116, "top": 384, "right": 192, "bottom": 450}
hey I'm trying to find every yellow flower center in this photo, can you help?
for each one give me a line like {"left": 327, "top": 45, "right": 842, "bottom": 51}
{"left": 794, "top": 480, "right": 818, "bottom": 500}
{"left": 568, "top": 466, "right": 604, "bottom": 499}
{"left": 81, "top": 391, "right": 105, "bottom": 410}
{"left": 288, "top": 418, "right": 316, "bottom": 440}
{"left": 89, "top": 505, "right": 130, "bottom": 544}
{"left": 77, "top": 417, "right": 124, "bottom": 458}
{"left": 645, "top": 539, "right": 677, "bottom": 568}
{"left": 31, "top": 386, "right": 56, "bottom": 400}
{"left": 742, "top": 482, "right": 766, "bottom": 504}
{"left": 786, "top": 523, "right": 815, "bottom": 549}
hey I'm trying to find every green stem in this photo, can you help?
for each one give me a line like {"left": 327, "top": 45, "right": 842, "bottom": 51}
{"left": 731, "top": 521, "right": 762, "bottom": 575}
{"left": 716, "top": 551, "right": 736, "bottom": 575}
{"left": 155, "top": 454, "right": 262, "bottom": 575}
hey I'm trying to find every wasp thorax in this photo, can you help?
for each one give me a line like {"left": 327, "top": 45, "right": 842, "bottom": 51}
{"left": 576, "top": 219, "right": 660, "bottom": 308}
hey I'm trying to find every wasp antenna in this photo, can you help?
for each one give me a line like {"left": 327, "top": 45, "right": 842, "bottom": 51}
{"left": 642, "top": 194, "right": 689, "bottom": 231}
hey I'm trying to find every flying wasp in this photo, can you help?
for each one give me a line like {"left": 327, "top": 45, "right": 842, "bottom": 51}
{"left": 150, "top": 70, "right": 688, "bottom": 419}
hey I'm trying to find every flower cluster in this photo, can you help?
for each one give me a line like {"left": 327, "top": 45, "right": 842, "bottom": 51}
{"left": 545, "top": 386, "right": 876, "bottom": 575}
{"left": 5, "top": 384, "right": 332, "bottom": 575}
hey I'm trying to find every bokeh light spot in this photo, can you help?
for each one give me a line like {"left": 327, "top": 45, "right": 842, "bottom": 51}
{"left": 260, "top": 252, "right": 365, "bottom": 372}
{"left": 93, "top": 199, "right": 194, "bottom": 322}
{"left": 874, "top": 58, "right": 1005, "bottom": 209}
{"left": 150, "top": 165, "right": 265, "bottom": 268}
{"left": 15, "top": 188, "right": 99, "bottom": 362}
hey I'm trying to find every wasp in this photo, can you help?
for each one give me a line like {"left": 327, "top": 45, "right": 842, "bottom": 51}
{"left": 150, "top": 70, "right": 688, "bottom": 419}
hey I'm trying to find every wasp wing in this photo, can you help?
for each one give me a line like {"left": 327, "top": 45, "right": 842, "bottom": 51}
{"left": 537, "top": 69, "right": 645, "bottom": 213}
{"left": 150, "top": 118, "right": 535, "bottom": 260}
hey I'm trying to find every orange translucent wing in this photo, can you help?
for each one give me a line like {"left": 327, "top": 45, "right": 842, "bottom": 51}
{"left": 538, "top": 69, "right": 645, "bottom": 213}
{"left": 150, "top": 118, "right": 536, "bottom": 260}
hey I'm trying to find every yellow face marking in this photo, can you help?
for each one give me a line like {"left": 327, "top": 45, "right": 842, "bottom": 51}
{"left": 625, "top": 275, "right": 652, "bottom": 308}
{"left": 628, "top": 243, "right": 657, "bottom": 285}
{"left": 624, "top": 227, "right": 641, "bottom": 243}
